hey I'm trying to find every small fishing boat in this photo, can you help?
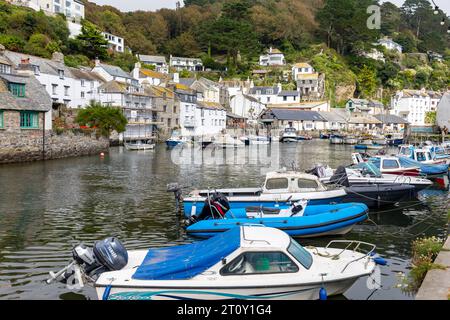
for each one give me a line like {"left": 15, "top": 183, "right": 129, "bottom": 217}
{"left": 297, "top": 134, "right": 312, "bottom": 141}
{"left": 280, "top": 127, "right": 298, "bottom": 143}
{"left": 344, "top": 136, "right": 358, "bottom": 145}
{"left": 385, "top": 133, "right": 404, "bottom": 146}
{"left": 124, "top": 140, "right": 155, "bottom": 151}
{"left": 372, "top": 134, "right": 387, "bottom": 145}
{"left": 182, "top": 171, "right": 347, "bottom": 217}
{"left": 47, "top": 226, "right": 381, "bottom": 300}
{"left": 213, "top": 134, "right": 245, "bottom": 148}
{"left": 315, "top": 161, "right": 432, "bottom": 191}
{"left": 330, "top": 134, "right": 344, "bottom": 144}
{"left": 247, "top": 135, "right": 270, "bottom": 145}
{"left": 166, "top": 133, "right": 188, "bottom": 147}
{"left": 398, "top": 145, "right": 449, "bottom": 165}
{"left": 354, "top": 144, "right": 383, "bottom": 151}
{"left": 353, "top": 155, "right": 420, "bottom": 176}
{"left": 320, "top": 133, "right": 330, "bottom": 139}
{"left": 185, "top": 198, "right": 368, "bottom": 238}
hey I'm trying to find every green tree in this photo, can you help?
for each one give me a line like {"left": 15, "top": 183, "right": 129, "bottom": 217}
{"left": 76, "top": 102, "right": 128, "bottom": 138}
{"left": 0, "top": 34, "right": 25, "bottom": 51}
{"left": 76, "top": 22, "right": 108, "bottom": 60}
{"left": 425, "top": 111, "right": 436, "bottom": 125}
{"left": 356, "top": 65, "right": 378, "bottom": 98}
{"left": 24, "top": 33, "right": 52, "bottom": 58}
{"left": 197, "top": 0, "right": 260, "bottom": 67}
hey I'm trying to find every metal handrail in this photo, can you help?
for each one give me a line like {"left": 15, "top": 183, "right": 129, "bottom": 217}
{"left": 324, "top": 240, "right": 376, "bottom": 273}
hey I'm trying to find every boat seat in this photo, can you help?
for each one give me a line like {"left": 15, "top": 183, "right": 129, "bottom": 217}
{"left": 245, "top": 207, "right": 281, "bottom": 215}
{"left": 242, "top": 262, "right": 255, "bottom": 274}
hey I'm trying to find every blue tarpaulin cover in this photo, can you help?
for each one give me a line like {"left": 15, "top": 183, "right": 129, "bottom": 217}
{"left": 132, "top": 227, "right": 241, "bottom": 280}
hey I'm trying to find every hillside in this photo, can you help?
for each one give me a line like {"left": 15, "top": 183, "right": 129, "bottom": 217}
{"left": 0, "top": 0, "right": 449, "bottom": 104}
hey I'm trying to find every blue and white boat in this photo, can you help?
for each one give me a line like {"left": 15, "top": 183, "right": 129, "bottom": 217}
{"left": 183, "top": 171, "right": 347, "bottom": 218}
{"left": 166, "top": 132, "right": 188, "bottom": 147}
{"left": 186, "top": 201, "right": 369, "bottom": 238}
{"left": 48, "top": 226, "right": 380, "bottom": 300}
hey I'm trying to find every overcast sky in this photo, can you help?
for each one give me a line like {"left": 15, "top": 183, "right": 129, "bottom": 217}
{"left": 91, "top": 0, "right": 449, "bottom": 14}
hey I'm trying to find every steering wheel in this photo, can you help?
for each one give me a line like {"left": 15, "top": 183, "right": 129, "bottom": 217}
{"left": 227, "top": 255, "right": 245, "bottom": 273}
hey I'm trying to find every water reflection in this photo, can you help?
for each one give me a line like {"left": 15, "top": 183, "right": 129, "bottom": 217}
{"left": 0, "top": 140, "right": 448, "bottom": 300}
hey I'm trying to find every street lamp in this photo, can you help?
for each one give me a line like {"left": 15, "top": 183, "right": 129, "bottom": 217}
{"left": 431, "top": 0, "right": 439, "bottom": 14}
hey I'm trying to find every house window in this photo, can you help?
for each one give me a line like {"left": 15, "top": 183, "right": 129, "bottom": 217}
{"left": 51, "top": 84, "right": 58, "bottom": 95}
{"left": 81, "top": 91, "right": 85, "bottom": 98}
{"left": 163, "top": 105, "right": 167, "bottom": 112}
{"left": 0, "top": 63, "right": 11, "bottom": 74}
{"left": 173, "top": 106, "right": 177, "bottom": 113}
{"left": 283, "top": 96, "right": 287, "bottom": 101}
{"left": 20, "top": 111, "right": 39, "bottom": 129}
{"left": 58, "top": 70, "right": 64, "bottom": 79}
{"left": 64, "top": 86, "right": 69, "bottom": 96}
{"left": 33, "top": 65, "right": 40, "bottom": 75}
{"left": 168, "top": 118, "right": 171, "bottom": 127}
{"left": 9, "top": 83, "right": 25, "bottom": 97}
{"left": 81, "top": 79, "right": 85, "bottom": 87}
{"left": 0, "top": 110, "right": 3, "bottom": 128}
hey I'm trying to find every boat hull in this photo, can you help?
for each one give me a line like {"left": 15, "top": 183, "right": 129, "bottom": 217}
{"left": 281, "top": 137, "right": 298, "bottom": 143}
{"left": 166, "top": 140, "right": 183, "bottom": 147}
{"left": 183, "top": 193, "right": 347, "bottom": 217}
{"left": 97, "top": 277, "right": 363, "bottom": 300}
{"left": 186, "top": 204, "right": 368, "bottom": 238}
{"left": 342, "top": 184, "right": 416, "bottom": 207}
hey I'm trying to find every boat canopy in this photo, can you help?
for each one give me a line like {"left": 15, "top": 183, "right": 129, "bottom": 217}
{"left": 132, "top": 227, "right": 241, "bottom": 280}
{"left": 355, "top": 162, "right": 382, "bottom": 177}
{"left": 398, "top": 156, "right": 448, "bottom": 175}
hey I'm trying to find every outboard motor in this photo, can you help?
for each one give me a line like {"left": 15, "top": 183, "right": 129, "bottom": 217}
{"left": 329, "top": 166, "right": 350, "bottom": 187}
{"left": 186, "top": 192, "right": 230, "bottom": 226}
{"left": 47, "top": 237, "right": 128, "bottom": 289}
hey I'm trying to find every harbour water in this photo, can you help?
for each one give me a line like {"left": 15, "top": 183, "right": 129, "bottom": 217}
{"left": 0, "top": 140, "right": 448, "bottom": 300}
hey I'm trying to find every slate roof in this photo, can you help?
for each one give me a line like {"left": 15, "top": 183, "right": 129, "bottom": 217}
{"left": 373, "top": 114, "right": 409, "bottom": 124}
{"left": 278, "top": 90, "right": 299, "bottom": 97}
{"left": 145, "top": 85, "right": 175, "bottom": 99}
{"left": 98, "top": 80, "right": 128, "bottom": 93}
{"left": 318, "top": 110, "right": 347, "bottom": 122}
{"left": 0, "top": 73, "right": 51, "bottom": 112}
{"left": 249, "top": 86, "right": 281, "bottom": 95}
{"left": 293, "top": 62, "right": 313, "bottom": 68}
{"left": 264, "top": 109, "right": 326, "bottom": 121}
{"left": 69, "top": 68, "right": 105, "bottom": 82}
{"left": 138, "top": 55, "right": 167, "bottom": 64}
{"left": 139, "top": 68, "right": 168, "bottom": 80}
{"left": 196, "top": 100, "right": 225, "bottom": 110}
{"left": 347, "top": 115, "right": 382, "bottom": 124}
{"left": 179, "top": 78, "right": 196, "bottom": 87}
{"left": 4, "top": 50, "right": 71, "bottom": 77}
{"left": 97, "top": 63, "right": 133, "bottom": 80}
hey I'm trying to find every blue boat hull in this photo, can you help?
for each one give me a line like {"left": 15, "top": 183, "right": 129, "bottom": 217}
{"left": 186, "top": 203, "right": 369, "bottom": 238}
{"left": 183, "top": 196, "right": 346, "bottom": 218}
{"left": 354, "top": 145, "right": 367, "bottom": 150}
{"left": 166, "top": 140, "right": 183, "bottom": 147}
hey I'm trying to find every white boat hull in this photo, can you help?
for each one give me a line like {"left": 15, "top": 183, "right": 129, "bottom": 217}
{"left": 124, "top": 143, "right": 155, "bottom": 151}
{"left": 96, "top": 277, "right": 363, "bottom": 300}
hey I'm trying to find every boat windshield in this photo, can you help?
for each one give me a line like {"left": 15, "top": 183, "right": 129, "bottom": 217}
{"left": 287, "top": 239, "right": 313, "bottom": 270}
{"left": 356, "top": 162, "right": 382, "bottom": 177}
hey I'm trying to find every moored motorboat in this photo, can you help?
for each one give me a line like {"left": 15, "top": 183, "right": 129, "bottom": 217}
{"left": 47, "top": 226, "right": 381, "bottom": 300}
{"left": 330, "top": 134, "right": 344, "bottom": 144}
{"left": 124, "top": 140, "right": 155, "bottom": 151}
{"left": 344, "top": 136, "right": 358, "bottom": 145}
{"left": 280, "top": 127, "right": 298, "bottom": 143}
{"left": 314, "top": 161, "right": 432, "bottom": 191}
{"left": 182, "top": 171, "right": 347, "bottom": 217}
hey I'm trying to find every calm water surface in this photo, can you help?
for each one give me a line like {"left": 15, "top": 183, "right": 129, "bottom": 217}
{"left": 0, "top": 140, "right": 448, "bottom": 300}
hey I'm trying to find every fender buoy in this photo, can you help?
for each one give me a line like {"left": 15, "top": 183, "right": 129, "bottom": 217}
{"left": 319, "top": 287, "right": 327, "bottom": 300}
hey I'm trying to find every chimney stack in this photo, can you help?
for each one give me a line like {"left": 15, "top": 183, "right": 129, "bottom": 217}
{"left": 51, "top": 52, "right": 64, "bottom": 64}
{"left": 17, "top": 57, "right": 34, "bottom": 76}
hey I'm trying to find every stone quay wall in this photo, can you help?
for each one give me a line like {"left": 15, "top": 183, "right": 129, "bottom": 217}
{"left": 0, "top": 130, "right": 109, "bottom": 164}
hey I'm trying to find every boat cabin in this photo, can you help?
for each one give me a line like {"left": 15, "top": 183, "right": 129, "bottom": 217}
{"left": 262, "top": 171, "right": 327, "bottom": 194}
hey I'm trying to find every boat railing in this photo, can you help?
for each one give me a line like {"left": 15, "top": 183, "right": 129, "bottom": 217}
{"left": 241, "top": 225, "right": 272, "bottom": 246}
{"left": 324, "top": 240, "right": 376, "bottom": 273}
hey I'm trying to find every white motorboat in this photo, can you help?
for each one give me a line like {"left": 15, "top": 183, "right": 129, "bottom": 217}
{"left": 124, "top": 140, "right": 155, "bottom": 151}
{"left": 280, "top": 127, "right": 298, "bottom": 143}
{"left": 316, "top": 162, "right": 432, "bottom": 191}
{"left": 182, "top": 170, "right": 347, "bottom": 217}
{"left": 47, "top": 226, "right": 380, "bottom": 300}
{"left": 343, "top": 136, "right": 358, "bottom": 145}
{"left": 213, "top": 134, "right": 245, "bottom": 148}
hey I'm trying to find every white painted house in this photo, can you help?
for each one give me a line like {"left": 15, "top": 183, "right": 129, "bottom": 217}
{"left": 137, "top": 54, "right": 168, "bottom": 74}
{"left": 194, "top": 101, "right": 226, "bottom": 136}
{"left": 69, "top": 68, "right": 105, "bottom": 108}
{"left": 229, "top": 91, "right": 266, "bottom": 124}
{"left": 102, "top": 32, "right": 125, "bottom": 53}
{"left": 390, "top": 89, "right": 440, "bottom": 126}
{"left": 174, "top": 83, "right": 198, "bottom": 137}
{"left": 170, "top": 56, "right": 203, "bottom": 72}
{"left": 92, "top": 60, "right": 137, "bottom": 86}
{"left": 132, "top": 63, "right": 168, "bottom": 87}
{"left": 7, "top": 0, "right": 85, "bottom": 19}
{"left": 436, "top": 92, "right": 450, "bottom": 130}
{"left": 259, "top": 47, "right": 286, "bottom": 66}
{"left": 378, "top": 37, "right": 403, "bottom": 54}
{"left": 248, "top": 84, "right": 282, "bottom": 105}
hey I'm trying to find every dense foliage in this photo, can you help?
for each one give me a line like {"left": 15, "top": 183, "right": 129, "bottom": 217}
{"left": 76, "top": 102, "right": 128, "bottom": 137}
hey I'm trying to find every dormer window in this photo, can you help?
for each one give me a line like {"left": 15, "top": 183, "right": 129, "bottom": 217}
{"left": 58, "top": 70, "right": 64, "bottom": 79}
{"left": 0, "top": 63, "right": 11, "bottom": 74}
{"left": 9, "top": 82, "right": 25, "bottom": 97}
{"left": 33, "top": 65, "right": 40, "bottom": 75}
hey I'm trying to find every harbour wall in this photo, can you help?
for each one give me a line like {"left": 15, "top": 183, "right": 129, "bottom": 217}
{"left": 0, "top": 130, "right": 109, "bottom": 164}
{"left": 415, "top": 236, "right": 450, "bottom": 300}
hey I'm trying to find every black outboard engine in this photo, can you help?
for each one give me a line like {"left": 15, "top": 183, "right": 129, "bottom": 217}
{"left": 47, "top": 237, "right": 128, "bottom": 288}
{"left": 329, "top": 166, "right": 350, "bottom": 187}
{"left": 186, "top": 192, "right": 230, "bottom": 226}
